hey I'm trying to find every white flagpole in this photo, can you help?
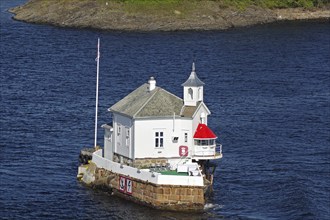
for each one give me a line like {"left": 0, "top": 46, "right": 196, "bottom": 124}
{"left": 94, "top": 38, "right": 100, "bottom": 148}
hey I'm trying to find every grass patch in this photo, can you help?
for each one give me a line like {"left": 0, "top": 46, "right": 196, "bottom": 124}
{"left": 160, "top": 170, "right": 189, "bottom": 176}
{"left": 120, "top": 0, "right": 198, "bottom": 17}
{"left": 99, "top": 0, "right": 329, "bottom": 10}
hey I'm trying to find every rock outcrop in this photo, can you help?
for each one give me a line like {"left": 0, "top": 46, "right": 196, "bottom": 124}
{"left": 9, "top": 0, "right": 330, "bottom": 31}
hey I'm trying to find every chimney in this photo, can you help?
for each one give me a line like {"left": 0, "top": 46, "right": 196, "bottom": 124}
{"left": 148, "top": 77, "right": 156, "bottom": 91}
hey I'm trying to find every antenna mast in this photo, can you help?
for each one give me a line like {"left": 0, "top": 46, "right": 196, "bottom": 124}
{"left": 94, "top": 38, "right": 100, "bottom": 148}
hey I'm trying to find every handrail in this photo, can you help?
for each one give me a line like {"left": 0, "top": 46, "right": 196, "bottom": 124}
{"left": 216, "top": 144, "right": 222, "bottom": 155}
{"left": 175, "top": 150, "right": 192, "bottom": 167}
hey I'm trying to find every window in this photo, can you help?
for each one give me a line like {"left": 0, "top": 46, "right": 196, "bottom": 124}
{"left": 155, "top": 132, "right": 164, "bottom": 148}
{"left": 201, "top": 140, "right": 208, "bottom": 146}
{"left": 188, "top": 88, "right": 193, "bottom": 100}
{"left": 117, "top": 125, "right": 121, "bottom": 136}
{"left": 184, "top": 133, "right": 188, "bottom": 143}
{"left": 126, "top": 128, "right": 130, "bottom": 138}
{"left": 126, "top": 128, "right": 130, "bottom": 147}
{"left": 200, "top": 112, "right": 206, "bottom": 124}
{"left": 194, "top": 139, "right": 215, "bottom": 146}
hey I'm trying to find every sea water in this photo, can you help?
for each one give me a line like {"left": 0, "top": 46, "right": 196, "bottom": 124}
{"left": 1, "top": 1, "right": 329, "bottom": 219}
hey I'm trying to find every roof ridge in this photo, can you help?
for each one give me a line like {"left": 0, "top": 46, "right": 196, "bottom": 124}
{"left": 109, "top": 83, "right": 148, "bottom": 110}
{"left": 191, "top": 101, "right": 202, "bottom": 118}
{"left": 160, "top": 87, "right": 183, "bottom": 102}
{"left": 133, "top": 87, "right": 160, "bottom": 118}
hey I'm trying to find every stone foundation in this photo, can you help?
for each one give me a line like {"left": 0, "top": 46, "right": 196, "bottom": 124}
{"left": 83, "top": 164, "right": 205, "bottom": 211}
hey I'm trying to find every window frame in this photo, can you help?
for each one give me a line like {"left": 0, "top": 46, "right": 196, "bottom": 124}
{"left": 194, "top": 139, "right": 216, "bottom": 146}
{"left": 155, "top": 131, "right": 164, "bottom": 148}
{"left": 125, "top": 127, "right": 130, "bottom": 147}
{"left": 117, "top": 125, "right": 121, "bottom": 136}
{"left": 188, "top": 88, "right": 193, "bottom": 100}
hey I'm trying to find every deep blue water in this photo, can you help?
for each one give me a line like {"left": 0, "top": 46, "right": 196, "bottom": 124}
{"left": 1, "top": 1, "right": 329, "bottom": 219}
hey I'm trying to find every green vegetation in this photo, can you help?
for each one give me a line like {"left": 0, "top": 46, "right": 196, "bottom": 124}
{"left": 12, "top": 0, "right": 329, "bottom": 31}
{"left": 108, "top": 0, "right": 197, "bottom": 16}
{"left": 111, "top": 0, "right": 329, "bottom": 9}
{"left": 216, "top": 0, "right": 329, "bottom": 9}
{"left": 97, "top": 0, "right": 329, "bottom": 15}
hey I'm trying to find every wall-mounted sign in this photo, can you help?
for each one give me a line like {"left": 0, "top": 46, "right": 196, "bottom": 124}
{"left": 126, "top": 178, "right": 132, "bottom": 194}
{"left": 119, "top": 176, "right": 133, "bottom": 194}
{"left": 179, "top": 145, "right": 188, "bottom": 157}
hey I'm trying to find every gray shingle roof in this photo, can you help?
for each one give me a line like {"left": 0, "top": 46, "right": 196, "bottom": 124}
{"left": 180, "top": 102, "right": 201, "bottom": 117}
{"left": 110, "top": 83, "right": 184, "bottom": 118}
{"left": 181, "top": 71, "right": 205, "bottom": 87}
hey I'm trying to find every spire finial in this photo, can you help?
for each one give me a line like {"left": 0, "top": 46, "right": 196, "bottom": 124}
{"left": 192, "top": 62, "right": 195, "bottom": 72}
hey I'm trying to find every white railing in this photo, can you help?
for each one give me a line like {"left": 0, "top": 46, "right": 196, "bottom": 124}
{"left": 216, "top": 144, "right": 222, "bottom": 155}
{"left": 193, "top": 143, "right": 222, "bottom": 158}
{"left": 92, "top": 149, "right": 204, "bottom": 186}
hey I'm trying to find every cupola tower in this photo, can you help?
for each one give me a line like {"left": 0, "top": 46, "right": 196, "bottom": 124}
{"left": 182, "top": 63, "right": 205, "bottom": 106}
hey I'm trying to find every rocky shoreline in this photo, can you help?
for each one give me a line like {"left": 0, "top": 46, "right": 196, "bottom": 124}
{"left": 9, "top": 0, "right": 330, "bottom": 31}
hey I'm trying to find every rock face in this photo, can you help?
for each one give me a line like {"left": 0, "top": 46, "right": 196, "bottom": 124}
{"left": 9, "top": 0, "right": 330, "bottom": 31}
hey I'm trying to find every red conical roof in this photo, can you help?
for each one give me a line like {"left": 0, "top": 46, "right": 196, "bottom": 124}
{"left": 193, "top": 123, "right": 217, "bottom": 139}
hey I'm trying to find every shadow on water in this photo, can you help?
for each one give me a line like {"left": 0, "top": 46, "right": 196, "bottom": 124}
{"left": 81, "top": 189, "right": 222, "bottom": 220}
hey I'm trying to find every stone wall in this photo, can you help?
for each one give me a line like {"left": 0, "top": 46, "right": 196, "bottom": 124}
{"left": 132, "top": 158, "right": 169, "bottom": 169}
{"left": 112, "top": 154, "right": 170, "bottom": 169}
{"left": 113, "top": 153, "right": 133, "bottom": 166}
{"left": 92, "top": 166, "right": 205, "bottom": 211}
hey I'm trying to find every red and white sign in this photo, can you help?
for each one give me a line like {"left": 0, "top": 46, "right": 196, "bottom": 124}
{"left": 126, "top": 179, "right": 132, "bottom": 194}
{"left": 179, "top": 145, "right": 188, "bottom": 156}
{"left": 119, "top": 176, "right": 126, "bottom": 192}
{"left": 119, "top": 176, "right": 133, "bottom": 194}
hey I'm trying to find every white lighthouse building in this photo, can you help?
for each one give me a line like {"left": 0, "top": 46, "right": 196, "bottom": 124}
{"left": 102, "top": 63, "right": 222, "bottom": 168}
{"left": 79, "top": 62, "right": 223, "bottom": 211}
